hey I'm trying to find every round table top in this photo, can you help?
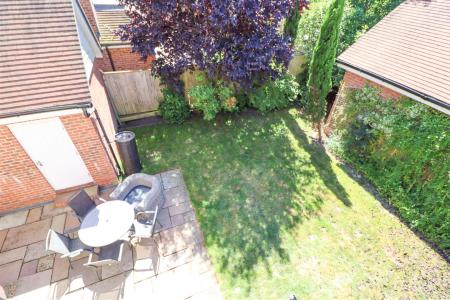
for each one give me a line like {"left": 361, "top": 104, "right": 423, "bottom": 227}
{"left": 78, "top": 200, "right": 135, "bottom": 248}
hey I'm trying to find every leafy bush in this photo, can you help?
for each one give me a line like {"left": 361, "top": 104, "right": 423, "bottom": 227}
{"left": 189, "top": 83, "right": 220, "bottom": 121}
{"left": 189, "top": 80, "right": 238, "bottom": 120}
{"left": 249, "top": 74, "right": 300, "bottom": 113}
{"left": 329, "top": 87, "right": 450, "bottom": 253}
{"left": 159, "top": 89, "right": 190, "bottom": 124}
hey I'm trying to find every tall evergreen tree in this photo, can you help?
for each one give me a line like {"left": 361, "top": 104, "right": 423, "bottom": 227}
{"left": 284, "top": 0, "right": 309, "bottom": 43}
{"left": 305, "top": 0, "right": 345, "bottom": 141}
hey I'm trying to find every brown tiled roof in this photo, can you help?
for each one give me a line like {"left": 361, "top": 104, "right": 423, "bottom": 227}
{"left": 95, "top": 7, "right": 129, "bottom": 45}
{"left": 337, "top": 0, "right": 450, "bottom": 108}
{"left": 0, "top": 0, "right": 91, "bottom": 117}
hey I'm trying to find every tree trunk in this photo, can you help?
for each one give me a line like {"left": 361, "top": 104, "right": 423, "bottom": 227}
{"left": 317, "top": 122, "right": 323, "bottom": 143}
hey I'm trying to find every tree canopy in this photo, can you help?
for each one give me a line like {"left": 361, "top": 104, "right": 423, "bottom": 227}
{"left": 118, "top": 1, "right": 307, "bottom": 92}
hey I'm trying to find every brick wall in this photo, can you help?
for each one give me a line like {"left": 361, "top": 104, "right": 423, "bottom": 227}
{"left": 0, "top": 113, "right": 117, "bottom": 213}
{"left": 95, "top": 50, "right": 113, "bottom": 71}
{"left": 78, "top": 0, "right": 99, "bottom": 36}
{"left": 342, "top": 71, "right": 402, "bottom": 99}
{"left": 0, "top": 126, "right": 55, "bottom": 212}
{"left": 98, "top": 47, "right": 153, "bottom": 72}
{"left": 60, "top": 114, "right": 117, "bottom": 186}
{"left": 88, "top": 60, "right": 120, "bottom": 156}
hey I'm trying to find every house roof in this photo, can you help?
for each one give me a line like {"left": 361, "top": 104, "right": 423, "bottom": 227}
{"left": 337, "top": 0, "right": 450, "bottom": 111}
{"left": 94, "top": 5, "right": 129, "bottom": 46}
{"left": 0, "top": 0, "right": 92, "bottom": 118}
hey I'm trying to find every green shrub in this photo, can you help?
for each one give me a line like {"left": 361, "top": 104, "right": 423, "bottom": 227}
{"left": 159, "top": 88, "right": 190, "bottom": 124}
{"left": 189, "top": 83, "right": 220, "bottom": 120}
{"left": 249, "top": 74, "right": 300, "bottom": 113}
{"left": 329, "top": 86, "right": 450, "bottom": 253}
{"left": 189, "top": 80, "right": 238, "bottom": 120}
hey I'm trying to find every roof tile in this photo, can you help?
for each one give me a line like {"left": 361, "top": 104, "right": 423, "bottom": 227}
{"left": 94, "top": 6, "right": 129, "bottom": 45}
{"left": 0, "top": 0, "right": 91, "bottom": 117}
{"left": 338, "top": 0, "right": 450, "bottom": 106}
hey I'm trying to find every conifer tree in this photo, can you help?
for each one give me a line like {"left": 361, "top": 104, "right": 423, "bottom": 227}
{"left": 305, "top": 0, "right": 345, "bottom": 141}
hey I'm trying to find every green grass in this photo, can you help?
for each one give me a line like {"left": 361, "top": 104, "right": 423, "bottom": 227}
{"left": 134, "top": 109, "right": 449, "bottom": 299}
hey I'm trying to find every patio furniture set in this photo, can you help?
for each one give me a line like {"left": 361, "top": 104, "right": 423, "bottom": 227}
{"left": 44, "top": 173, "right": 163, "bottom": 278}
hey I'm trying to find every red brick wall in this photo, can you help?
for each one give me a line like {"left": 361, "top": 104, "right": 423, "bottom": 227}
{"left": 89, "top": 59, "right": 118, "bottom": 143}
{"left": 60, "top": 114, "right": 117, "bottom": 186}
{"left": 0, "top": 114, "right": 117, "bottom": 213}
{"left": 0, "top": 126, "right": 55, "bottom": 212}
{"left": 342, "top": 71, "right": 402, "bottom": 99}
{"left": 98, "top": 47, "right": 153, "bottom": 72}
{"left": 78, "top": 0, "right": 99, "bottom": 36}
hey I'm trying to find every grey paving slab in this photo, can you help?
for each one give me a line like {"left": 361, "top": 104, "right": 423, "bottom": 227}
{"left": 37, "top": 254, "right": 55, "bottom": 272}
{"left": 51, "top": 214, "right": 67, "bottom": 234}
{"left": 159, "top": 222, "right": 203, "bottom": 256}
{"left": 170, "top": 213, "right": 186, "bottom": 227}
{"left": 154, "top": 207, "right": 172, "bottom": 233}
{"left": 0, "top": 260, "right": 22, "bottom": 285}
{"left": 0, "top": 229, "right": 6, "bottom": 250}
{"left": 83, "top": 272, "right": 131, "bottom": 300}
{"left": 19, "top": 260, "right": 38, "bottom": 278}
{"left": 157, "top": 245, "right": 195, "bottom": 274}
{"left": 163, "top": 185, "right": 189, "bottom": 208}
{"left": 26, "top": 207, "right": 42, "bottom": 224}
{"left": 128, "top": 276, "right": 156, "bottom": 299}
{"left": 0, "top": 246, "right": 26, "bottom": 265}
{"left": 100, "top": 244, "right": 133, "bottom": 280}
{"left": 68, "top": 257, "right": 100, "bottom": 292}
{"left": 160, "top": 169, "right": 183, "bottom": 189}
{"left": 151, "top": 260, "right": 220, "bottom": 300}
{"left": 52, "top": 255, "right": 70, "bottom": 283}
{"left": 64, "top": 212, "right": 80, "bottom": 232}
{"left": 168, "top": 201, "right": 193, "bottom": 217}
{"left": 0, "top": 170, "right": 222, "bottom": 300}
{"left": 0, "top": 210, "right": 28, "bottom": 230}
{"left": 133, "top": 239, "right": 159, "bottom": 283}
{"left": 182, "top": 210, "right": 197, "bottom": 223}
{"left": 24, "top": 241, "right": 51, "bottom": 262}
{"left": 41, "top": 204, "right": 71, "bottom": 220}
{"left": 2, "top": 218, "right": 51, "bottom": 251}
{"left": 14, "top": 269, "right": 52, "bottom": 300}
{"left": 59, "top": 288, "right": 84, "bottom": 300}
{"left": 48, "top": 279, "right": 70, "bottom": 300}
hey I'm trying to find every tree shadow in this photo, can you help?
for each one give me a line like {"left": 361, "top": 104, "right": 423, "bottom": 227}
{"left": 134, "top": 109, "right": 350, "bottom": 292}
{"left": 284, "top": 111, "right": 352, "bottom": 207}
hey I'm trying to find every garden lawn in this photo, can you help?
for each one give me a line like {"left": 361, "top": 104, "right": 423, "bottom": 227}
{"left": 134, "top": 109, "right": 449, "bottom": 299}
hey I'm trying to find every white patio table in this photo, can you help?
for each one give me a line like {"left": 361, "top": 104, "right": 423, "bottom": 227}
{"left": 78, "top": 200, "right": 135, "bottom": 248}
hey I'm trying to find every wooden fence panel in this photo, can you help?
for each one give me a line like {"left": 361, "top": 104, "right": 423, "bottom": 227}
{"left": 103, "top": 70, "right": 163, "bottom": 121}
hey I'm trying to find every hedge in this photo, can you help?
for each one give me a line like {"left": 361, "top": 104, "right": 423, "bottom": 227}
{"left": 328, "top": 87, "right": 450, "bottom": 254}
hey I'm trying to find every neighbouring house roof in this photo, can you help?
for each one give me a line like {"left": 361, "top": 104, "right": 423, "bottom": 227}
{"left": 337, "top": 0, "right": 450, "bottom": 114}
{"left": 94, "top": 5, "right": 129, "bottom": 46}
{"left": 0, "top": 0, "right": 93, "bottom": 118}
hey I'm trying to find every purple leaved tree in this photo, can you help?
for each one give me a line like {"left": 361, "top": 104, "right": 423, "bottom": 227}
{"left": 118, "top": 0, "right": 306, "bottom": 93}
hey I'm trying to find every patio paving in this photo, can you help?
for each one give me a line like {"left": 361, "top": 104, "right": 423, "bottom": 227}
{"left": 0, "top": 169, "right": 222, "bottom": 299}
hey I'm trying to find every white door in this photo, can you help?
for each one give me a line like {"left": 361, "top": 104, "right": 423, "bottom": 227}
{"left": 9, "top": 118, "right": 93, "bottom": 191}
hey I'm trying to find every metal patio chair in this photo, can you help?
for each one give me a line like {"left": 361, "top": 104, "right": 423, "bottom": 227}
{"left": 45, "top": 229, "right": 93, "bottom": 268}
{"left": 68, "top": 190, "right": 97, "bottom": 223}
{"left": 84, "top": 241, "right": 126, "bottom": 279}
{"left": 129, "top": 206, "right": 159, "bottom": 244}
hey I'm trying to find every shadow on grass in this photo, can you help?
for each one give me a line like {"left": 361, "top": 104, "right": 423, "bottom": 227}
{"left": 284, "top": 112, "right": 352, "bottom": 207}
{"left": 134, "top": 109, "right": 351, "bottom": 288}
